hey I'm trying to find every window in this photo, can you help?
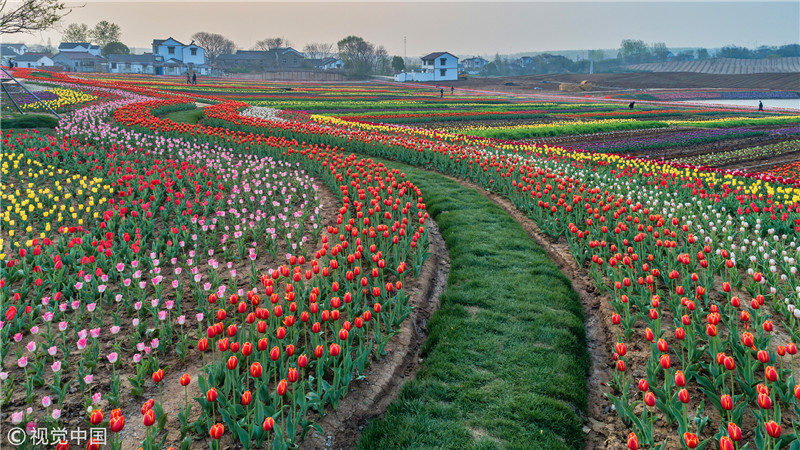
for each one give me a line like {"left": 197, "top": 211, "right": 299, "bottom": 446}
{"left": 440, "top": 57, "right": 447, "bottom": 66}
{"left": 293, "top": 59, "right": 298, "bottom": 65}
{"left": 440, "top": 69, "right": 446, "bottom": 76}
{"left": 282, "top": 59, "right": 286, "bottom": 64}
{"left": 168, "top": 47, "right": 175, "bottom": 54}
{"left": 191, "top": 48, "right": 197, "bottom": 56}
{"left": 111, "top": 63, "right": 117, "bottom": 69}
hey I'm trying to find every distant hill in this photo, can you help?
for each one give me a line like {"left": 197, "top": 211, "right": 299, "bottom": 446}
{"left": 626, "top": 57, "right": 800, "bottom": 74}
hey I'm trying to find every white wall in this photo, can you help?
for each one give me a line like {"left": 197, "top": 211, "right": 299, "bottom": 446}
{"left": 182, "top": 46, "right": 205, "bottom": 65}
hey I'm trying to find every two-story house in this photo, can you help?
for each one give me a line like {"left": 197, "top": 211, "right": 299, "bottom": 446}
{"left": 151, "top": 38, "right": 209, "bottom": 75}
{"left": 462, "top": 56, "right": 488, "bottom": 74}
{"left": 420, "top": 52, "right": 458, "bottom": 81}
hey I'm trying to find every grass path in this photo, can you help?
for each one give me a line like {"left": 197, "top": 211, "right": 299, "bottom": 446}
{"left": 357, "top": 160, "right": 589, "bottom": 449}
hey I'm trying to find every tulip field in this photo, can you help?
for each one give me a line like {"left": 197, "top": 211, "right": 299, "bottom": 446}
{"left": 2, "top": 68, "right": 800, "bottom": 449}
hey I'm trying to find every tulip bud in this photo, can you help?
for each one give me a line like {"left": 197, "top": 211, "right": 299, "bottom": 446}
{"left": 719, "top": 436, "right": 734, "bottom": 450}
{"left": 660, "top": 354, "right": 671, "bottom": 369}
{"left": 683, "top": 432, "right": 698, "bottom": 449}
{"left": 206, "top": 388, "right": 217, "bottom": 402}
{"left": 209, "top": 423, "right": 224, "bottom": 440}
{"left": 757, "top": 392, "right": 772, "bottom": 409}
{"left": 720, "top": 394, "right": 733, "bottom": 411}
{"left": 180, "top": 373, "right": 191, "bottom": 386}
{"left": 627, "top": 432, "right": 639, "bottom": 450}
{"left": 644, "top": 391, "right": 655, "bottom": 407}
{"left": 250, "top": 362, "right": 263, "bottom": 378}
{"left": 727, "top": 422, "right": 741, "bottom": 441}
{"left": 674, "top": 370, "right": 686, "bottom": 387}
{"left": 678, "top": 388, "right": 689, "bottom": 403}
{"left": 152, "top": 369, "right": 164, "bottom": 383}
{"left": 89, "top": 409, "right": 103, "bottom": 426}
{"left": 241, "top": 390, "right": 252, "bottom": 406}
{"left": 143, "top": 409, "right": 155, "bottom": 427}
{"left": 263, "top": 417, "right": 275, "bottom": 432}
{"left": 637, "top": 379, "right": 648, "bottom": 392}
{"left": 764, "top": 420, "right": 781, "bottom": 439}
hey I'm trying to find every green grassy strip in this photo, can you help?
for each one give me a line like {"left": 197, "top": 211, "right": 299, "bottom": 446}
{"left": 358, "top": 160, "right": 588, "bottom": 450}
{"left": 461, "top": 119, "right": 668, "bottom": 139}
{"left": 163, "top": 107, "right": 206, "bottom": 124}
{"left": 678, "top": 116, "right": 800, "bottom": 128}
{"left": 0, "top": 113, "right": 59, "bottom": 129}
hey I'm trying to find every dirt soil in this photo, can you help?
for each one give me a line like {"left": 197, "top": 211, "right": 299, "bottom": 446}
{"left": 436, "top": 73, "right": 800, "bottom": 94}
{"left": 300, "top": 216, "right": 450, "bottom": 450}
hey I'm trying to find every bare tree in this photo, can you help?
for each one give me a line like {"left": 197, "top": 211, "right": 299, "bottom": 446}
{"left": 255, "top": 37, "right": 291, "bottom": 51}
{"left": 89, "top": 20, "right": 121, "bottom": 48}
{"left": 302, "top": 42, "right": 333, "bottom": 60}
{"left": 374, "top": 45, "right": 390, "bottom": 75}
{"left": 62, "top": 22, "right": 89, "bottom": 42}
{"left": 1, "top": 0, "right": 74, "bottom": 34}
{"left": 192, "top": 31, "right": 236, "bottom": 63}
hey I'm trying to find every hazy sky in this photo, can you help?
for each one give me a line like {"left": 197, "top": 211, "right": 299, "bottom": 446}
{"left": 8, "top": 1, "right": 800, "bottom": 57}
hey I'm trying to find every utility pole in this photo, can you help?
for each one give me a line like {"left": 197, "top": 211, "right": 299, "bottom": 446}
{"left": 404, "top": 36, "right": 407, "bottom": 59}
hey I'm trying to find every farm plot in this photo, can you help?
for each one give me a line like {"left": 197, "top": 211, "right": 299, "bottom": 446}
{"left": 3, "top": 69, "right": 800, "bottom": 450}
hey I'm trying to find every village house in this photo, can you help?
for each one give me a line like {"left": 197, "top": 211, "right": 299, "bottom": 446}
{"left": 462, "top": 56, "right": 488, "bottom": 74}
{"left": 107, "top": 54, "right": 156, "bottom": 74}
{"left": 52, "top": 52, "right": 107, "bottom": 72}
{"left": 13, "top": 53, "right": 55, "bottom": 68}
{"left": 395, "top": 52, "right": 458, "bottom": 82}
{"left": 151, "top": 38, "right": 210, "bottom": 75}
{"left": 1, "top": 43, "right": 29, "bottom": 66}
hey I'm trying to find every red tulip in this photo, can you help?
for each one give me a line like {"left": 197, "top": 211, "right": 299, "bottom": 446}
{"left": 152, "top": 369, "right": 164, "bottom": 383}
{"left": 683, "top": 432, "right": 698, "bottom": 449}
{"left": 241, "top": 390, "right": 252, "bottom": 406}
{"left": 719, "top": 436, "right": 734, "bottom": 450}
{"left": 141, "top": 399, "right": 154, "bottom": 415}
{"left": 209, "top": 423, "right": 225, "bottom": 440}
{"left": 250, "top": 362, "right": 263, "bottom": 378}
{"left": 660, "top": 354, "right": 671, "bottom": 369}
{"left": 757, "top": 393, "right": 772, "bottom": 409}
{"left": 638, "top": 379, "right": 648, "bottom": 392}
{"left": 720, "top": 394, "right": 733, "bottom": 411}
{"left": 276, "top": 379, "right": 287, "bottom": 396}
{"left": 728, "top": 422, "right": 741, "bottom": 441}
{"left": 110, "top": 414, "right": 125, "bottom": 433}
{"left": 180, "top": 373, "right": 191, "bottom": 386}
{"left": 206, "top": 387, "right": 217, "bottom": 402}
{"left": 55, "top": 440, "right": 69, "bottom": 450}
{"left": 263, "top": 416, "right": 275, "bottom": 431}
{"left": 765, "top": 366, "right": 778, "bottom": 382}
{"left": 644, "top": 391, "right": 655, "bottom": 407}
{"left": 757, "top": 350, "right": 770, "bottom": 363}
{"left": 226, "top": 356, "right": 238, "bottom": 370}
{"left": 616, "top": 360, "right": 626, "bottom": 372}
{"left": 627, "top": 432, "right": 639, "bottom": 450}
{"left": 143, "top": 409, "right": 155, "bottom": 427}
{"left": 764, "top": 420, "right": 781, "bottom": 439}
{"left": 742, "top": 331, "right": 754, "bottom": 348}
{"left": 270, "top": 346, "right": 281, "bottom": 361}
{"left": 674, "top": 370, "right": 686, "bottom": 387}
{"left": 678, "top": 388, "right": 689, "bottom": 404}
{"left": 89, "top": 408, "right": 103, "bottom": 426}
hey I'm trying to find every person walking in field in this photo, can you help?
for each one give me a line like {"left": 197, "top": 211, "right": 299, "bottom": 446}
{"left": 440, "top": 88, "right": 444, "bottom": 98}
{"left": 451, "top": 86, "right": 454, "bottom": 94}
{"left": 187, "top": 73, "right": 191, "bottom": 84}
{"left": 192, "top": 73, "right": 197, "bottom": 85}
{"left": 629, "top": 101, "right": 635, "bottom": 110}
{"left": 758, "top": 101, "right": 764, "bottom": 111}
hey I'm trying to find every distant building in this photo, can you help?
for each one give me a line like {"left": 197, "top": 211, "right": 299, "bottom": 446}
{"left": 396, "top": 52, "right": 458, "bottom": 82}
{"left": 52, "top": 52, "right": 107, "bottom": 72}
{"left": 108, "top": 54, "right": 156, "bottom": 74}
{"left": 151, "top": 38, "right": 209, "bottom": 75}
{"left": 14, "top": 53, "right": 54, "bottom": 68}
{"left": 58, "top": 42, "right": 101, "bottom": 56}
{"left": 462, "top": 56, "right": 488, "bottom": 74}
{"left": 318, "top": 57, "right": 344, "bottom": 70}
{"left": 216, "top": 48, "right": 306, "bottom": 71}
{"left": 2, "top": 43, "right": 28, "bottom": 66}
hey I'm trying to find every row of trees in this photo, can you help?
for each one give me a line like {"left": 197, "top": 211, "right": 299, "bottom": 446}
{"left": 63, "top": 21, "right": 129, "bottom": 55}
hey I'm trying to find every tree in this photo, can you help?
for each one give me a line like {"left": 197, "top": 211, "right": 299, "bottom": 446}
{"left": 588, "top": 49, "right": 606, "bottom": 62}
{"left": 1, "top": 0, "right": 73, "bottom": 34}
{"left": 337, "top": 35, "right": 376, "bottom": 76}
{"left": 718, "top": 45, "right": 753, "bottom": 59}
{"left": 391, "top": 55, "right": 405, "bottom": 72}
{"left": 192, "top": 32, "right": 236, "bottom": 64}
{"left": 620, "top": 39, "right": 650, "bottom": 63}
{"left": 103, "top": 41, "right": 129, "bottom": 55}
{"left": 695, "top": 48, "right": 710, "bottom": 60}
{"left": 255, "top": 37, "right": 291, "bottom": 51}
{"left": 62, "top": 22, "right": 88, "bottom": 42}
{"left": 302, "top": 42, "right": 333, "bottom": 60}
{"left": 89, "top": 21, "right": 121, "bottom": 49}
{"left": 651, "top": 42, "right": 669, "bottom": 61}
{"left": 777, "top": 44, "right": 800, "bottom": 57}
{"left": 374, "top": 45, "right": 390, "bottom": 75}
